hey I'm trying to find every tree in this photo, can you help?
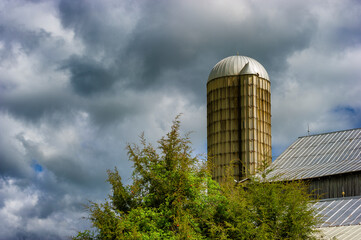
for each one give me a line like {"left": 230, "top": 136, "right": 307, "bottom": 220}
{"left": 73, "top": 117, "right": 320, "bottom": 240}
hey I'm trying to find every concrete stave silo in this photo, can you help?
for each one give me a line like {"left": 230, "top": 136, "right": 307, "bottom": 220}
{"left": 207, "top": 56, "right": 271, "bottom": 183}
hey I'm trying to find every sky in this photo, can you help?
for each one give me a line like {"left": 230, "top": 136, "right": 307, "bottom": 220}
{"left": 0, "top": 0, "right": 361, "bottom": 239}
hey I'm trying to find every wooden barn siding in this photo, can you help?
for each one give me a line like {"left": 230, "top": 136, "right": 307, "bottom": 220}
{"left": 207, "top": 75, "right": 271, "bottom": 183}
{"left": 307, "top": 172, "right": 361, "bottom": 199}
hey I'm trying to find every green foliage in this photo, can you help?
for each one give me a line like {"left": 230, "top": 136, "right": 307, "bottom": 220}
{"left": 243, "top": 178, "right": 320, "bottom": 239}
{"left": 73, "top": 117, "right": 320, "bottom": 239}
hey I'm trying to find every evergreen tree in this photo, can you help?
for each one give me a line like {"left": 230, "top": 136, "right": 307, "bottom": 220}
{"left": 73, "top": 117, "right": 320, "bottom": 240}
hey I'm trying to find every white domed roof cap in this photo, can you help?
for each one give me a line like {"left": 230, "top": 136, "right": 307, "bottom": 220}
{"left": 208, "top": 55, "right": 269, "bottom": 82}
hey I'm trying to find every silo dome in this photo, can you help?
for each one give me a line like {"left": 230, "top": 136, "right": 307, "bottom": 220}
{"left": 208, "top": 55, "right": 269, "bottom": 82}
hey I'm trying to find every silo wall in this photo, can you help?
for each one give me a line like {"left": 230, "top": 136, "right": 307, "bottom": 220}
{"left": 207, "top": 74, "right": 271, "bottom": 182}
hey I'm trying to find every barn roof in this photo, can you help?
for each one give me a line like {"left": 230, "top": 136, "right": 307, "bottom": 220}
{"left": 269, "top": 128, "right": 361, "bottom": 180}
{"left": 315, "top": 196, "right": 361, "bottom": 227}
{"left": 314, "top": 196, "right": 361, "bottom": 239}
{"left": 317, "top": 225, "right": 361, "bottom": 240}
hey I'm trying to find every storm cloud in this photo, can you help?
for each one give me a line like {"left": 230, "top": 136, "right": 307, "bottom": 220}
{"left": 1, "top": 0, "right": 361, "bottom": 239}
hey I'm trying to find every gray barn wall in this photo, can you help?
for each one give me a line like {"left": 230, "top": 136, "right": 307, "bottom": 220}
{"left": 307, "top": 171, "right": 361, "bottom": 199}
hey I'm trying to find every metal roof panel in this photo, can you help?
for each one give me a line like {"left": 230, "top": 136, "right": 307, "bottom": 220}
{"left": 314, "top": 196, "right": 361, "bottom": 227}
{"left": 269, "top": 128, "right": 361, "bottom": 180}
{"left": 317, "top": 225, "right": 361, "bottom": 240}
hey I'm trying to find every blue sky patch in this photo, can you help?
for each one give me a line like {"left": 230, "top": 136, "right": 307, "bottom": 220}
{"left": 333, "top": 106, "right": 357, "bottom": 115}
{"left": 32, "top": 160, "right": 43, "bottom": 173}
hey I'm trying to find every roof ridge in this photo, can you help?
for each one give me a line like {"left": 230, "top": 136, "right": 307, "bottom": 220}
{"left": 299, "top": 127, "right": 361, "bottom": 138}
{"left": 318, "top": 195, "right": 361, "bottom": 202}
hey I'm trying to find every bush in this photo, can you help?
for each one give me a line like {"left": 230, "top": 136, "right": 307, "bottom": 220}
{"left": 73, "top": 117, "right": 320, "bottom": 240}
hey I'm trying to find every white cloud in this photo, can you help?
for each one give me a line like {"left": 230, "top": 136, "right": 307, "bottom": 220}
{"left": 0, "top": 178, "right": 89, "bottom": 240}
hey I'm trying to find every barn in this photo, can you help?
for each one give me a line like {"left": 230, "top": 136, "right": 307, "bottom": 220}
{"left": 270, "top": 128, "right": 361, "bottom": 239}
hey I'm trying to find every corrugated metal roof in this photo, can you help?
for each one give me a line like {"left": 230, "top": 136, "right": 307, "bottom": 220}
{"left": 208, "top": 55, "right": 270, "bottom": 82}
{"left": 314, "top": 196, "right": 361, "bottom": 239}
{"left": 268, "top": 128, "right": 361, "bottom": 180}
{"left": 314, "top": 196, "right": 361, "bottom": 227}
{"left": 317, "top": 225, "right": 361, "bottom": 240}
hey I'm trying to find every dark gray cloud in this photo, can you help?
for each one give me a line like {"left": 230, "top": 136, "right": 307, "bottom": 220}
{"left": 0, "top": 91, "right": 72, "bottom": 122}
{"left": 0, "top": 149, "right": 31, "bottom": 180}
{"left": 56, "top": 0, "right": 318, "bottom": 97}
{"left": 124, "top": 0, "right": 317, "bottom": 92}
{"left": 1, "top": 0, "right": 361, "bottom": 239}
{"left": 0, "top": 25, "right": 51, "bottom": 58}
{"left": 64, "top": 55, "right": 117, "bottom": 96}
{"left": 58, "top": 0, "right": 135, "bottom": 53}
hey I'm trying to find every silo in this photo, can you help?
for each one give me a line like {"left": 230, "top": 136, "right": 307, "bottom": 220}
{"left": 207, "top": 56, "right": 271, "bottom": 183}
